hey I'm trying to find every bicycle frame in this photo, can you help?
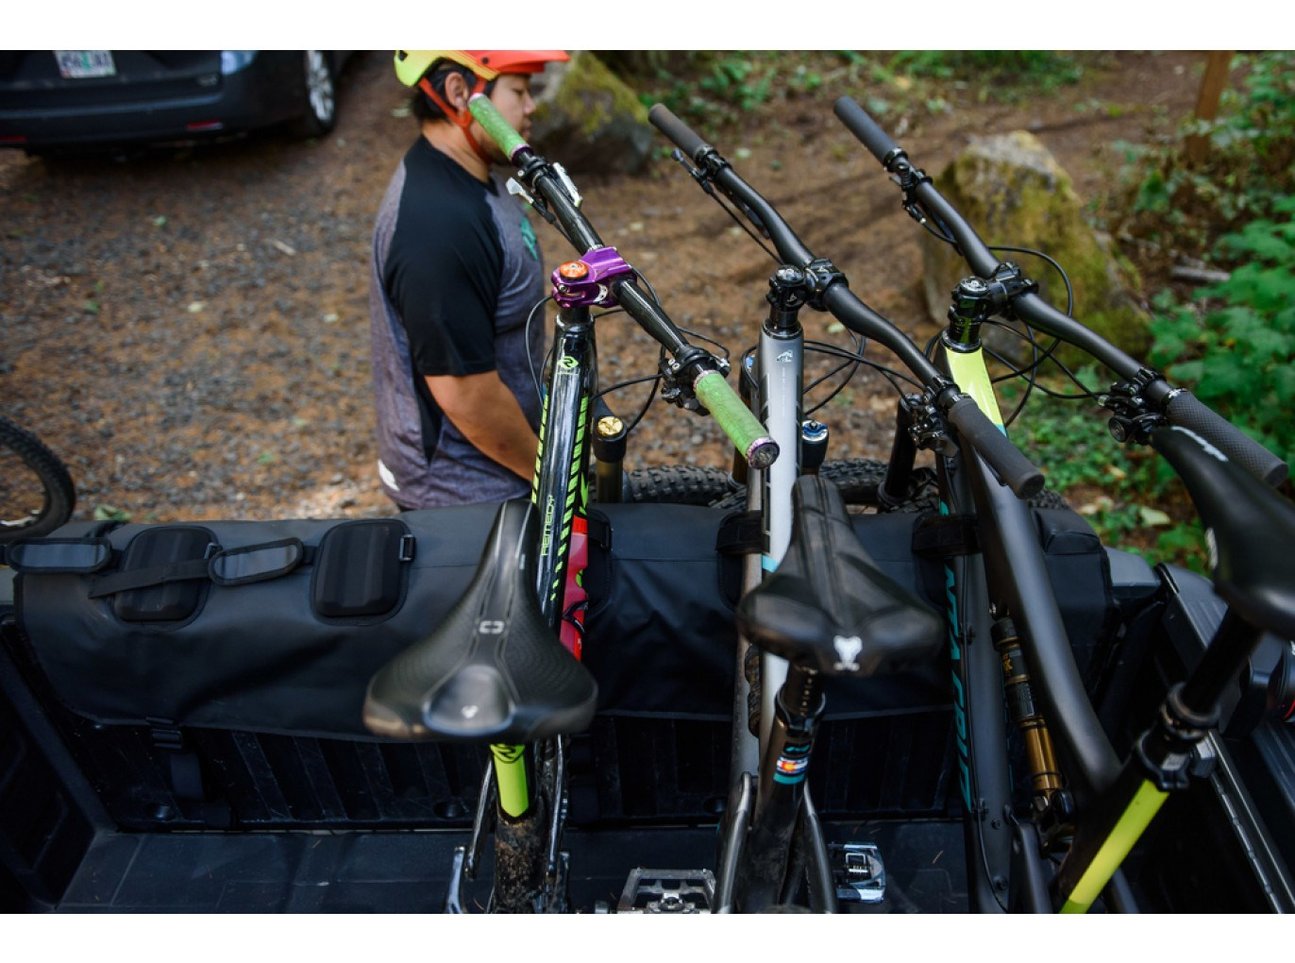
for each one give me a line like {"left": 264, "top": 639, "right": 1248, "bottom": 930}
{"left": 831, "top": 93, "right": 1295, "bottom": 912}
{"left": 718, "top": 274, "right": 811, "bottom": 911}
{"left": 465, "top": 302, "right": 597, "bottom": 914}
{"left": 920, "top": 331, "right": 1122, "bottom": 912}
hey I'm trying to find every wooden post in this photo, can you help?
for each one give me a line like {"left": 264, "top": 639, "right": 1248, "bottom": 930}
{"left": 1185, "top": 51, "right": 1234, "bottom": 164}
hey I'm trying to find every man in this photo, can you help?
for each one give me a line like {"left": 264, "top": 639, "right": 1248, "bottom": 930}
{"left": 369, "top": 50, "right": 569, "bottom": 508}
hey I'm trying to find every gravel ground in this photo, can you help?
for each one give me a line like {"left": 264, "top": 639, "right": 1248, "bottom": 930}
{"left": 0, "top": 52, "right": 1198, "bottom": 525}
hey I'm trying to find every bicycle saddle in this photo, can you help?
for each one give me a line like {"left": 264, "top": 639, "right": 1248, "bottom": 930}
{"left": 736, "top": 475, "right": 943, "bottom": 677}
{"left": 363, "top": 498, "right": 597, "bottom": 743}
{"left": 1153, "top": 426, "right": 1295, "bottom": 639}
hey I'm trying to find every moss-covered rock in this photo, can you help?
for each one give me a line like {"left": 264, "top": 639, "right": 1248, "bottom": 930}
{"left": 530, "top": 52, "right": 653, "bottom": 175}
{"left": 922, "top": 131, "right": 1150, "bottom": 358}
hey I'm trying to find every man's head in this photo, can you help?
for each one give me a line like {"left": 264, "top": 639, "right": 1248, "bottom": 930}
{"left": 394, "top": 50, "right": 568, "bottom": 163}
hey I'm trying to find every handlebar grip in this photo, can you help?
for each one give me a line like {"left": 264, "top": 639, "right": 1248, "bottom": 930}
{"left": 648, "top": 104, "right": 710, "bottom": 161}
{"left": 467, "top": 94, "right": 529, "bottom": 162}
{"left": 693, "top": 370, "right": 779, "bottom": 470}
{"left": 1163, "top": 390, "right": 1288, "bottom": 486}
{"left": 945, "top": 397, "right": 1046, "bottom": 498}
{"left": 833, "top": 96, "right": 900, "bottom": 167}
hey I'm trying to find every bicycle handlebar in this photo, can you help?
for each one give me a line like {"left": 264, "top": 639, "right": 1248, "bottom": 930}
{"left": 831, "top": 97, "right": 899, "bottom": 168}
{"left": 468, "top": 95, "right": 778, "bottom": 471}
{"left": 649, "top": 103, "right": 1045, "bottom": 499}
{"left": 833, "top": 95, "right": 1288, "bottom": 488}
{"left": 944, "top": 396, "right": 1047, "bottom": 496}
{"left": 646, "top": 103, "right": 709, "bottom": 161}
{"left": 471, "top": 98, "right": 530, "bottom": 164}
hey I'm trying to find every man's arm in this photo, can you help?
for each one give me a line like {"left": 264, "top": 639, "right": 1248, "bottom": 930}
{"left": 425, "top": 371, "right": 539, "bottom": 482}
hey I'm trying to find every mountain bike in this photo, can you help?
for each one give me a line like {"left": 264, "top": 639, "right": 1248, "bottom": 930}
{"left": 650, "top": 103, "right": 1065, "bottom": 912}
{"left": 651, "top": 99, "right": 1294, "bottom": 912}
{"left": 362, "top": 95, "right": 776, "bottom": 914}
{"left": 0, "top": 415, "right": 76, "bottom": 545}
{"left": 831, "top": 94, "right": 1294, "bottom": 911}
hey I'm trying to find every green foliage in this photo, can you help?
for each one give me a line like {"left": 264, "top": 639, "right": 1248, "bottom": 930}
{"left": 699, "top": 57, "right": 772, "bottom": 112}
{"left": 1147, "top": 204, "right": 1295, "bottom": 467}
{"left": 1113, "top": 52, "right": 1295, "bottom": 254}
{"left": 887, "top": 51, "right": 1084, "bottom": 98}
{"left": 638, "top": 52, "right": 866, "bottom": 128}
{"left": 625, "top": 51, "right": 1089, "bottom": 130}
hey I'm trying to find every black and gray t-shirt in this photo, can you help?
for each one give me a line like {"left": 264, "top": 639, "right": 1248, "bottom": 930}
{"left": 369, "top": 138, "right": 546, "bottom": 507}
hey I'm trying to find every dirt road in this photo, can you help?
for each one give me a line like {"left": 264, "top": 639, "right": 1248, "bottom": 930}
{"left": 0, "top": 52, "right": 1199, "bottom": 523}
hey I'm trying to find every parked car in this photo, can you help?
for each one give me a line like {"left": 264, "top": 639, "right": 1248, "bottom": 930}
{"left": 0, "top": 51, "right": 351, "bottom": 153}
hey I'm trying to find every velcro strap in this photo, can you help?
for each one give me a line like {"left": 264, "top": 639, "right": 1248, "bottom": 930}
{"left": 89, "top": 557, "right": 214, "bottom": 598}
{"left": 912, "top": 514, "right": 981, "bottom": 558}
{"left": 716, "top": 510, "right": 762, "bottom": 556}
{"left": 209, "top": 538, "right": 305, "bottom": 586}
{"left": 3, "top": 539, "right": 114, "bottom": 573}
{"left": 584, "top": 513, "right": 611, "bottom": 550}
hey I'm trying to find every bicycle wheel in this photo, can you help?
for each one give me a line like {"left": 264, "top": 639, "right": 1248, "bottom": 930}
{"left": 708, "top": 458, "right": 1069, "bottom": 513}
{"left": 707, "top": 458, "right": 896, "bottom": 512}
{"left": 623, "top": 465, "right": 736, "bottom": 505}
{"left": 0, "top": 416, "right": 76, "bottom": 543}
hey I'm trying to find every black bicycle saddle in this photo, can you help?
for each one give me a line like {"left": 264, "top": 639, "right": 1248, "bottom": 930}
{"left": 736, "top": 475, "right": 943, "bottom": 677}
{"left": 363, "top": 498, "right": 597, "bottom": 743}
{"left": 1152, "top": 425, "right": 1295, "bottom": 639}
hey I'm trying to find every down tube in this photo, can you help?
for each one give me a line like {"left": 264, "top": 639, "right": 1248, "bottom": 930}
{"left": 937, "top": 452, "right": 1014, "bottom": 913}
{"left": 532, "top": 309, "right": 595, "bottom": 626}
{"left": 491, "top": 308, "right": 593, "bottom": 823}
{"left": 757, "top": 327, "right": 803, "bottom": 749}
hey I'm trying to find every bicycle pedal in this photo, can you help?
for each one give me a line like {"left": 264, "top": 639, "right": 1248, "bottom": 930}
{"left": 830, "top": 842, "right": 886, "bottom": 904}
{"left": 616, "top": 869, "right": 716, "bottom": 914}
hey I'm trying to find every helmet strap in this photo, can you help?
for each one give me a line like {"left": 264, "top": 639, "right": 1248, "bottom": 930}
{"left": 419, "top": 75, "right": 493, "bottom": 164}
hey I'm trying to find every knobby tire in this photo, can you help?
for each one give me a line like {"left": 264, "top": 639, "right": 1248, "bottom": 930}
{"left": 0, "top": 416, "right": 76, "bottom": 543}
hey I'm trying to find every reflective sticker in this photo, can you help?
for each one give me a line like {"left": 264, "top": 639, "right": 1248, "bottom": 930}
{"left": 773, "top": 753, "right": 810, "bottom": 784}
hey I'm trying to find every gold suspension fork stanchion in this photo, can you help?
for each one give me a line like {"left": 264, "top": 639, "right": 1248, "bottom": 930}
{"left": 592, "top": 414, "right": 627, "bottom": 504}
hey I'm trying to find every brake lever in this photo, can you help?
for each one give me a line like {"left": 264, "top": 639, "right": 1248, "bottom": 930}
{"left": 506, "top": 177, "right": 558, "bottom": 228}
{"left": 670, "top": 149, "right": 771, "bottom": 239}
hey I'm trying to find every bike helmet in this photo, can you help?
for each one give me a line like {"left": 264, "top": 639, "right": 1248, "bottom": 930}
{"left": 394, "top": 50, "right": 568, "bottom": 162}
{"left": 394, "top": 50, "right": 569, "bottom": 87}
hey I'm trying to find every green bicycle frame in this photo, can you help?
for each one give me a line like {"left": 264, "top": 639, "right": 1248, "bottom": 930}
{"left": 487, "top": 304, "right": 595, "bottom": 909}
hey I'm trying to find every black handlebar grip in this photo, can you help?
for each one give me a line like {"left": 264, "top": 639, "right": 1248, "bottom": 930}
{"left": 945, "top": 397, "right": 1046, "bottom": 498}
{"left": 1163, "top": 390, "right": 1288, "bottom": 486}
{"left": 648, "top": 103, "right": 709, "bottom": 161}
{"left": 833, "top": 96, "right": 900, "bottom": 168}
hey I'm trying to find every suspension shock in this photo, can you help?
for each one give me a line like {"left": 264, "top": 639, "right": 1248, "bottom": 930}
{"left": 993, "top": 618, "right": 1063, "bottom": 812}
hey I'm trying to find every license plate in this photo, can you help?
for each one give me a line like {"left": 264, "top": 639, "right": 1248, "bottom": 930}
{"left": 54, "top": 50, "right": 116, "bottom": 79}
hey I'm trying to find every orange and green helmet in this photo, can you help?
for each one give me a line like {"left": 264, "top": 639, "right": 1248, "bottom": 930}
{"left": 394, "top": 50, "right": 569, "bottom": 87}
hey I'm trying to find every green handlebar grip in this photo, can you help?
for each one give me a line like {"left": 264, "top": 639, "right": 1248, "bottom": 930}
{"left": 693, "top": 370, "right": 779, "bottom": 469}
{"left": 467, "top": 94, "right": 529, "bottom": 162}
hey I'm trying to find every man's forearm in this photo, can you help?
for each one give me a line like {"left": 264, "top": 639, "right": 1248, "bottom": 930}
{"left": 458, "top": 408, "right": 538, "bottom": 481}
{"left": 425, "top": 372, "right": 540, "bottom": 481}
